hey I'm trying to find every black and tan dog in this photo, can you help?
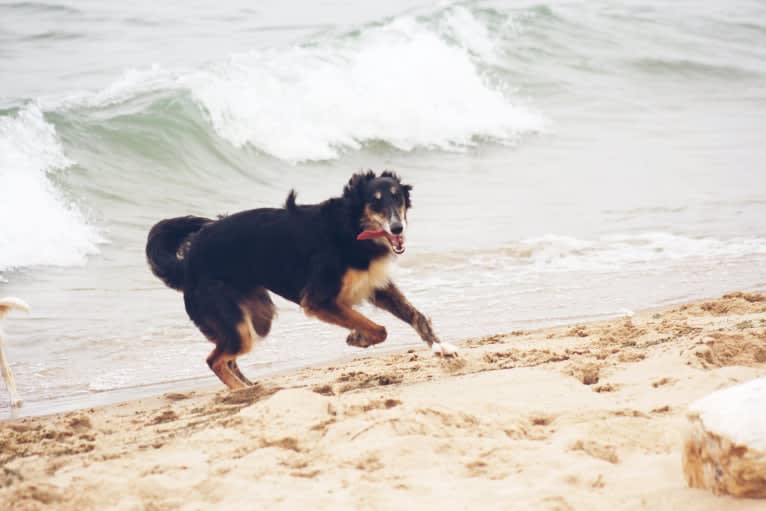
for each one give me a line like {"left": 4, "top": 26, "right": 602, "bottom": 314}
{"left": 146, "top": 171, "right": 457, "bottom": 389}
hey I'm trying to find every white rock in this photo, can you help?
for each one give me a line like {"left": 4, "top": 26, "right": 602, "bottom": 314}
{"left": 683, "top": 377, "right": 766, "bottom": 498}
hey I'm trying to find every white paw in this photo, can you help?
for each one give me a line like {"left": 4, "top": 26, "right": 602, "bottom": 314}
{"left": 431, "top": 342, "right": 459, "bottom": 357}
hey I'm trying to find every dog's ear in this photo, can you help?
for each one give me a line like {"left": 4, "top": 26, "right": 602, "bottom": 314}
{"left": 343, "top": 170, "right": 376, "bottom": 204}
{"left": 380, "top": 170, "right": 401, "bottom": 181}
{"left": 401, "top": 182, "right": 413, "bottom": 209}
{"left": 381, "top": 170, "right": 413, "bottom": 209}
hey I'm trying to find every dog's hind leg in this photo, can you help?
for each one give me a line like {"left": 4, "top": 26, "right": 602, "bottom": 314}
{"left": 229, "top": 287, "right": 276, "bottom": 386}
{"left": 185, "top": 281, "right": 257, "bottom": 389}
{"left": 370, "top": 283, "right": 458, "bottom": 356}
{"left": 227, "top": 360, "right": 253, "bottom": 386}
{"left": 240, "top": 287, "right": 276, "bottom": 338}
{"left": 206, "top": 347, "right": 247, "bottom": 390}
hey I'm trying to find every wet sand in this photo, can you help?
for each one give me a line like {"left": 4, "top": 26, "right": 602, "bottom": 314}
{"left": 2, "top": 291, "right": 765, "bottom": 510}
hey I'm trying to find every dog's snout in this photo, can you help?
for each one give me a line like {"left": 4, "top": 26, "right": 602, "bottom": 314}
{"left": 390, "top": 222, "right": 403, "bottom": 235}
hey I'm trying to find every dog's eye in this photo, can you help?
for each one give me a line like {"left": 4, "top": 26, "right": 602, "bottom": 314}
{"left": 374, "top": 191, "right": 382, "bottom": 200}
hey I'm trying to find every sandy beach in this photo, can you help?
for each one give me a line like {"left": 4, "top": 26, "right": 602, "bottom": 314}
{"left": 1, "top": 291, "right": 765, "bottom": 510}
{"left": 2, "top": 2, "right": 765, "bottom": 509}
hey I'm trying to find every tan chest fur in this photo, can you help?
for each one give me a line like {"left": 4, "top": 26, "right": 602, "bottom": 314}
{"left": 338, "top": 257, "right": 392, "bottom": 306}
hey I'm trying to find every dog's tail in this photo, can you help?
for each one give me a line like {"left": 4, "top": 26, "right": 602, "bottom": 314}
{"left": 0, "top": 297, "right": 30, "bottom": 319}
{"left": 146, "top": 216, "right": 212, "bottom": 291}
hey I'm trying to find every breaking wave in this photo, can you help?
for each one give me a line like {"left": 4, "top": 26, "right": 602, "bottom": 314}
{"left": 0, "top": 105, "right": 104, "bottom": 272}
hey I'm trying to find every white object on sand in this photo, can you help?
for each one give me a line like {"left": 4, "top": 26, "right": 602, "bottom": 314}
{"left": 683, "top": 377, "right": 766, "bottom": 498}
{"left": 432, "top": 341, "right": 459, "bottom": 357}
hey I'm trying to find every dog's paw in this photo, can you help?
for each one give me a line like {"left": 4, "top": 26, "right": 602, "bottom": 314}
{"left": 346, "top": 331, "right": 372, "bottom": 348}
{"left": 346, "top": 329, "right": 386, "bottom": 348}
{"left": 367, "top": 325, "right": 388, "bottom": 344}
{"left": 431, "top": 342, "right": 459, "bottom": 357}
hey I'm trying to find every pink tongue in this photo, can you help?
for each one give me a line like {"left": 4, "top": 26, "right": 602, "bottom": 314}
{"left": 357, "top": 229, "right": 388, "bottom": 241}
{"left": 357, "top": 230, "right": 403, "bottom": 246}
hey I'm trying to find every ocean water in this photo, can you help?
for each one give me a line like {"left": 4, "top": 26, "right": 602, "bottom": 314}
{"left": 1, "top": 0, "right": 765, "bottom": 416}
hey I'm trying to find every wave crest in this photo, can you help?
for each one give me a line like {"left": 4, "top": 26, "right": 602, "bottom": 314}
{"left": 187, "top": 6, "right": 545, "bottom": 162}
{"left": 0, "top": 105, "right": 104, "bottom": 272}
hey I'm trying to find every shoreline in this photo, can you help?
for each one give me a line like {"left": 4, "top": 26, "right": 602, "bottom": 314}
{"left": 4, "top": 305, "right": 655, "bottom": 421}
{"left": 2, "top": 291, "right": 765, "bottom": 510}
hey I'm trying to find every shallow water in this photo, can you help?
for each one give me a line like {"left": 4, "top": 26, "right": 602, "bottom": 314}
{"left": 1, "top": 0, "right": 765, "bottom": 416}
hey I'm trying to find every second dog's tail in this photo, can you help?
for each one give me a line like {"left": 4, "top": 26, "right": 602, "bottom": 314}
{"left": 0, "top": 297, "right": 30, "bottom": 319}
{"left": 146, "top": 216, "right": 212, "bottom": 291}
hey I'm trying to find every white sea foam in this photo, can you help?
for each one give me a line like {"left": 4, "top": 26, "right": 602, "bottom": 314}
{"left": 404, "top": 232, "right": 766, "bottom": 274}
{"left": 187, "top": 6, "right": 544, "bottom": 162}
{"left": 0, "top": 105, "right": 104, "bottom": 272}
{"left": 29, "top": 6, "right": 543, "bottom": 163}
{"left": 41, "top": 64, "right": 180, "bottom": 111}
{"left": 514, "top": 232, "right": 766, "bottom": 272}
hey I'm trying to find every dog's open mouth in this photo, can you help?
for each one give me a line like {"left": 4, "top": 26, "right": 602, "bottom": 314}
{"left": 357, "top": 230, "right": 406, "bottom": 254}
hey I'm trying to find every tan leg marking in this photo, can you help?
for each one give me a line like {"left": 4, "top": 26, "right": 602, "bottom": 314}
{"left": 207, "top": 347, "right": 248, "bottom": 390}
{"left": 228, "top": 360, "right": 254, "bottom": 386}
{"left": 240, "top": 288, "right": 275, "bottom": 337}
{"left": 303, "top": 298, "right": 387, "bottom": 345}
{"left": 221, "top": 288, "right": 275, "bottom": 387}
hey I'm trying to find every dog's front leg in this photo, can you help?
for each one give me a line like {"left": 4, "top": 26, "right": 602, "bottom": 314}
{"left": 369, "top": 283, "right": 458, "bottom": 356}
{"left": 303, "top": 299, "right": 388, "bottom": 347}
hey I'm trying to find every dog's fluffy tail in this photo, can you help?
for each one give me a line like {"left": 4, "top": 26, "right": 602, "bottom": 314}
{"left": 146, "top": 216, "right": 212, "bottom": 291}
{"left": 0, "top": 297, "right": 29, "bottom": 319}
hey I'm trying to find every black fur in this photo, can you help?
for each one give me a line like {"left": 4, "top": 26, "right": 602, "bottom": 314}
{"left": 145, "top": 171, "right": 427, "bottom": 387}
{"left": 145, "top": 215, "right": 211, "bottom": 290}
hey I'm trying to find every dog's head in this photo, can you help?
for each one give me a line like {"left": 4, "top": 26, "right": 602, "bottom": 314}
{"left": 343, "top": 171, "right": 412, "bottom": 255}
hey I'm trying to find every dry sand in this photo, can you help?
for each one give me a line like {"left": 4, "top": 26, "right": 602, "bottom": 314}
{"left": 2, "top": 291, "right": 766, "bottom": 510}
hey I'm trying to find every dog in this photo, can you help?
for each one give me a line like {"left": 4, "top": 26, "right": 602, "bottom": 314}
{"left": 146, "top": 170, "right": 457, "bottom": 389}
{"left": 0, "top": 297, "right": 29, "bottom": 408}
